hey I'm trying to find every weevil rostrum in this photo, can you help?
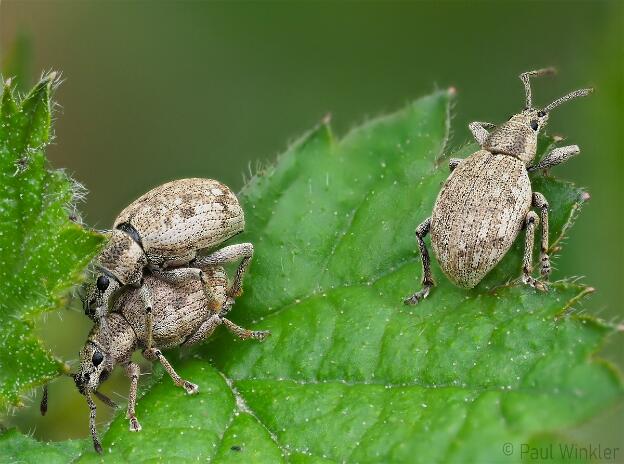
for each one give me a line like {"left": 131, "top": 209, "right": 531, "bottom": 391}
{"left": 84, "top": 178, "right": 254, "bottom": 350}
{"left": 44, "top": 266, "right": 269, "bottom": 454}
{"left": 405, "top": 68, "right": 592, "bottom": 304}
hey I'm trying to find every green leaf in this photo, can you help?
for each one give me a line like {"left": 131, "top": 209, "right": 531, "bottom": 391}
{"left": 0, "top": 75, "right": 105, "bottom": 409}
{"left": 2, "top": 90, "right": 621, "bottom": 462}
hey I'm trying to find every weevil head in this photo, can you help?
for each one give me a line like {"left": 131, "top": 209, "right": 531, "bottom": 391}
{"left": 484, "top": 69, "right": 592, "bottom": 165}
{"left": 97, "top": 229, "right": 147, "bottom": 286}
{"left": 74, "top": 342, "right": 114, "bottom": 395}
{"left": 484, "top": 109, "right": 549, "bottom": 164}
{"left": 83, "top": 274, "right": 121, "bottom": 320}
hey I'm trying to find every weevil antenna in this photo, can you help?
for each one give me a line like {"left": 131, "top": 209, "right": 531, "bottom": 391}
{"left": 86, "top": 391, "right": 103, "bottom": 454}
{"left": 40, "top": 384, "right": 49, "bottom": 416}
{"left": 519, "top": 68, "right": 557, "bottom": 108}
{"left": 94, "top": 390, "right": 118, "bottom": 409}
{"left": 542, "top": 88, "right": 593, "bottom": 113}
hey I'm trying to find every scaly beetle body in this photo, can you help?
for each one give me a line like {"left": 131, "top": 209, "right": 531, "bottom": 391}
{"left": 405, "top": 68, "right": 592, "bottom": 304}
{"left": 85, "top": 178, "right": 255, "bottom": 350}
{"left": 46, "top": 266, "right": 269, "bottom": 454}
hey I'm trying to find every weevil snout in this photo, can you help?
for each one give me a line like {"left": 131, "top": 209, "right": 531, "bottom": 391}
{"left": 76, "top": 342, "right": 112, "bottom": 394}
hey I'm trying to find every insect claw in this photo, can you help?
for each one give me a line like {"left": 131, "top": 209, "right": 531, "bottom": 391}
{"left": 128, "top": 416, "right": 142, "bottom": 432}
{"left": 183, "top": 381, "right": 199, "bottom": 395}
{"left": 403, "top": 285, "right": 431, "bottom": 305}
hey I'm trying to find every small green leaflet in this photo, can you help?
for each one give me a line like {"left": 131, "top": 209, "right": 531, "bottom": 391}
{"left": 0, "top": 75, "right": 104, "bottom": 409}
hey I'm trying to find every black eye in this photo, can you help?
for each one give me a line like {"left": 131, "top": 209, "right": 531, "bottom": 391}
{"left": 96, "top": 275, "right": 110, "bottom": 292}
{"left": 92, "top": 350, "right": 104, "bottom": 367}
{"left": 530, "top": 120, "right": 539, "bottom": 131}
{"left": 537, "top": 110, "right": 546, "bottom": 117}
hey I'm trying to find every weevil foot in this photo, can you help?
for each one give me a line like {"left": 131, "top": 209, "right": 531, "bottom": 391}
{"left": 522, "top": 274, "right": 548, "bottom": 292}
{"left": 183, "top": 381, "right": 199, "bottom": 395}
{"left": 539, "top": 253, "right": 551, "bottom": 277}
{"left": 128, "top": 416, "right": 142, "bottom": 432}
{"left": 251, "top": 330, "right": 271, "bottom": 341}
{"left": 403, "top": 285, "right": 432, "bottom": 305}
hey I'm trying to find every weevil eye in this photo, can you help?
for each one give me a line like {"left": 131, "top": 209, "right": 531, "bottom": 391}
{"left": 92, "top": 350, "right": 104, "bottom": 367}
{"left": 537, "top": 110, "right": 546, "bottom": 117}
{"left": 530, "top": 120, "right": 539, "bottom": 131}
{"left": 96, "top": 275, "right": 110, "bottom": 292}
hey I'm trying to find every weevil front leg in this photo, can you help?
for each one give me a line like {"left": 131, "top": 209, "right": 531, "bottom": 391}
{"left": 521, "top": 211, "right": 548, "bottom": 291}
{"left": 532, "top": 192, "right": 551, "bottom": 277}
{"left": 125, "top": 362, "right": 142, "bottom": 432}
{"left": 193, "top": 243, "right": 254, "bottom": 298}
{"left": 469, "top": 121, "right": 496, "bottom": 145}
{"left": 404, "top": 218, "right": 435, "bottom": 305}
{"left": 528, "top": 145, "right": 580, "bottom": 172}
{"left": 143, "top": 348, "right": 199, "bottom": 394}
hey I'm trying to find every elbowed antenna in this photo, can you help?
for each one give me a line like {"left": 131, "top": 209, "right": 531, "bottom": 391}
{"left": 39, "top": 374, "right": 117, "bottom": 416}
{"left": 542, "top": 88, "right": 593, "bottom": 113}
{"left": 520, "top": 67, "right": 557, "bottom": 109}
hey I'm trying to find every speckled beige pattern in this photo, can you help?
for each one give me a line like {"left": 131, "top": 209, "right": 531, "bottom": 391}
{"left": 114, "top": 178, "right": 244, "bottom": 266}
{"left": 430, "top": 150, "right": 532, "bottom": 288}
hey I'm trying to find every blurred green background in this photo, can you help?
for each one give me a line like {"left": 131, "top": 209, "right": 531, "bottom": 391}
{"left": 1, "top": 0, "right": 622, "bottom": 446}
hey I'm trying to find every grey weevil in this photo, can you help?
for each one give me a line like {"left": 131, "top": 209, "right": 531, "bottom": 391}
{"left": 405, "top": 68, "right": 592, "bottom": 304}
{"left": 84, "top": 178, "right": 254, "bottom": 348}
{"left": 43, "top": 265, "right": 269, "bottom": 454}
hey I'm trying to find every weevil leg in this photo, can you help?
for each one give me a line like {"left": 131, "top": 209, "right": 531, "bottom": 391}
{"left": 532, "top": 192, "right": 551, "bottom": 277}
{"left": 139, "top": 283, "right": 154, "bottom": 351}
{"left": 449, "top": 158, "right": 463, "bottom": 172}
{"left": 143, "top": 348, "right": 199, "bottom": 394}
{"left": 125, "top": 362, "right": 142, "bottom": 432}
{"left": 528, "top": 145, "right": 580, "bottom": 172}
{"left": 521, "top": 211, "right": 548, "bottom": 291}
{"left": 193, "top": 243, "right": 254, "bottom": 298}
{"left": 182, "top": 314, "right": 223, "bottom": 346}
{"left": 221, "top": 317, "right": 270, "bottom": 341}
{"left": 404, "top": 218, "right": 435, "bottom": 305}
{"left": 154, "top": 267, "right": 221, "bottom": 311}
{"left": 85, "top": 392, "right": 102, "bottom": 454}
{"left": 468, "top": 121, "right": 496, "bottom": 145}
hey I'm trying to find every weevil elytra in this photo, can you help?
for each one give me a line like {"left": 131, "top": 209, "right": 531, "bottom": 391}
{"left": 44, "top": 265, "right": 269, "bottom": 454}
{"left": 84, "top": 178, "right": 254, "bottom": 349}
{"left": 405, "top": 68, "right": 592, "bottom": 304}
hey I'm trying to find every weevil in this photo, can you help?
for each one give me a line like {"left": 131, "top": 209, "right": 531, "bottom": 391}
{"left": 43, "top": 265, "right": 269, "bottom": 454}
{"left": 84, "top": 178, "right": 254, "bottom": 349}
{"left": 405, "top": 68, "right": 592, "bottom": 304}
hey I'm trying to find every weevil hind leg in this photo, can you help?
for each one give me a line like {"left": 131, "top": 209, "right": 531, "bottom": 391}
{"left": 221, "top": 317, "right": 270, "bottom": 341}
{"left": 521, "top": 211, "right": 548, "bottom": 292}
{"left": 404, "top": 218, "right": 435, "bottom": 305}
{"left": 125, "top": 362, "right": 142, "bottom": 432}
{"left": 532, "top": 192, "right": 551, "bottom": 277}
{"left": 143, "top": 348, "right": 199, "bottom": 395}
{"left": 154, "top": 267, "right": 221, "bottom": 311}
{"left": 193, "top": 243, "right": 254, "bottom": 298}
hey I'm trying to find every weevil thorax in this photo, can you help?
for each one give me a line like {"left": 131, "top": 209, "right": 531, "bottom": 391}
{"left": 97, "top": 229, "right": 148, "bottom": 285}
{"left": 74, "top": 313, "right": 136, "bottom": 395}
{"left": 484, "top": 108, "right": 549, "bottom": 164}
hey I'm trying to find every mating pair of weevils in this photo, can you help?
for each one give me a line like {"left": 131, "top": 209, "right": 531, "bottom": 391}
{"left": 42, "top": 69, "right": 591, "bottom": 453}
